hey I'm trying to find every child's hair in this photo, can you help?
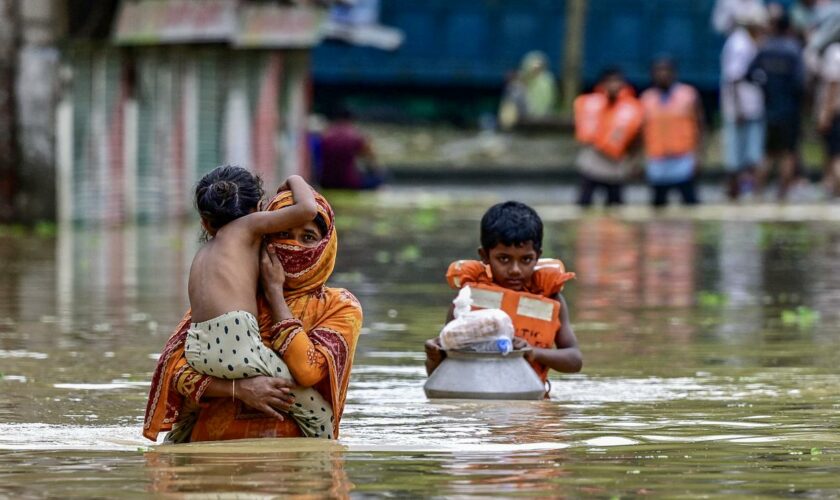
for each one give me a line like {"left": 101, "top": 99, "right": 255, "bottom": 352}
{"left": 480, "top": 201, "right": 543, "bottom": 252}
{"left": 195, "top": 165, "right": 264, "bottom": 231}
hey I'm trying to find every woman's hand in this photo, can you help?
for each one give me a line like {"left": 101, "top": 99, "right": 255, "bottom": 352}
{"left": 235, "top": 376, "right": 296, "bottom": 420}
{"left": 260, "top": 243, "right": 295, "bottom": 323}
{"left": 261, "top": 243, "right": 286, "bottom": 296}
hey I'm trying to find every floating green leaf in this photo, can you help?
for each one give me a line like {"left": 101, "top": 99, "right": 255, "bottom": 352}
{"left": 375, "top": 250, "right": 391, "bottom": 264}
{"left": 397, "top": 244, "right": 421, "bottom": 263}
{"left": 697, "top": 291, "right": 726, "bottom": 308}
{"left": 781, "top": 306, "right": 820, "bottom": 328}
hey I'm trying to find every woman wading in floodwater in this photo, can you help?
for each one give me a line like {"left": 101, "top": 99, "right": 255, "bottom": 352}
{"left": 143, "top": 188, "right": 362, "bottom": 442}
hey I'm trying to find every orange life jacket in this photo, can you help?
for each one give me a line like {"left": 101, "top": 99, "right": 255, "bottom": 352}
{"left": 446, "top": 259, "right": 575, "bottom": 382}
{"left": 468, "top": 283, "right": 560, "bottom": 382}
{"left": 574, "top": 86, "right": 644, "bottom": 160}
{"left": 640, "top": 83, "right": 700, "bottom": 158}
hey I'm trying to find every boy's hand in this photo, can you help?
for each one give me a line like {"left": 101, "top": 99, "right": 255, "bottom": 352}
{"left": 424, "top": 338, "right": 445, "bottom": 376}
{"left": 513, "top": 337, "right": 536, "bottom": 362}
{"left": 425, "top": 338, "right": 443, "bottom": 360}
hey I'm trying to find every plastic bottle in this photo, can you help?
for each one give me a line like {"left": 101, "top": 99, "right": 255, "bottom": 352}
{"left": 463, "top": 337, "right": 513, "bottom": 355}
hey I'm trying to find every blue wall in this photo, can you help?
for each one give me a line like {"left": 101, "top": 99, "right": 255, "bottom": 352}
{"left": 313, "top": 0, "right": 795, "bottom": 91}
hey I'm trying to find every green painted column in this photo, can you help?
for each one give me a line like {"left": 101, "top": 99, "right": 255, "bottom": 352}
{"left": 561, "top": 0, "right": 588, "bottom": 112}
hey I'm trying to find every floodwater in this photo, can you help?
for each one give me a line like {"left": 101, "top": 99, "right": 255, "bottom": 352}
{"left": 2, "top": 186, "right": 840, "bottom": 497}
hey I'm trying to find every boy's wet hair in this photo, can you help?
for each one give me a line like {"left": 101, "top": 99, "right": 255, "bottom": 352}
{"left": 195, "top": 165, "right": 264, "bottom": 231}
{"left": 480, "top": 201, "right": 543, "bottom": 253}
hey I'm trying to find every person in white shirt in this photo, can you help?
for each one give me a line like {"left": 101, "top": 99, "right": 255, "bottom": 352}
{"left": 817, "top": 43, "right": 840, "bottom": 197}
{"left": 806, "top": 5, "right": 840, "bottom": 197}
{"left": 721, "top": 5, "right": 769, "bottom": 199}
{"left": 713, "top": 0, "right": 766, "bottom": 34}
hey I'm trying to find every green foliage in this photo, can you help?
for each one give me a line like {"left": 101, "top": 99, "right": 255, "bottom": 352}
{"left": 34, "top": 221, "right": 57, "bottom": 238}
{"left": 0, "top": 225, "right": 27, "bottom": 237}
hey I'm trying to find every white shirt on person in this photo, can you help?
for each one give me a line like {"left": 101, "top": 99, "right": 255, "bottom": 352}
{"left": 817, "top": 42, "right": 840, "bottom": 114}
{"left": 712, "top": 0, "right": 765, "bottom": 34}
{"left": 721, "top": 27, "right": 765, "bottom": 121}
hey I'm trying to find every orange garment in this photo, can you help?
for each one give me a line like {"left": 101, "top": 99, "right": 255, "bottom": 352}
{"left": 143, "top": 189, "right": 363, "bottom": 442}
{"left": 574, "top": 86, "right": 644, "bottom": 160}
{"left": 446, "top": 259, "right": 575, "bottom": 381}
{"left": 640, "top": 83, "right": 700, "bottom": 158}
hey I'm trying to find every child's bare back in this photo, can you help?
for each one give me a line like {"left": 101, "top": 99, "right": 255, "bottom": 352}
{"left": 187, "top": 167, "right": 317, "bottom": 323}
{"left": 189, "top": 222, "right": 263, "bottom": 322}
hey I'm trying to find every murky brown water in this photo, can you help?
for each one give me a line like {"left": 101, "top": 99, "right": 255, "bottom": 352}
{"left": 2, "top": 188, "right": 840, "bottom": 497}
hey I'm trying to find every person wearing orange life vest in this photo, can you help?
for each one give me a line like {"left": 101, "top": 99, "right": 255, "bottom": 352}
{"left": 424, "top": 202, "right": 582, "bottom": 390}
{"left": 640, "top": 57, "right": 705, "bottom": 207}
{"left": 574, "top": 67, "right": 645, "bottom": 207}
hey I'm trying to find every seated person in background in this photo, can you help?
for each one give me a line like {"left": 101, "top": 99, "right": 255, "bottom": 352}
{"left": 424, "top": 201, "right": 583, "bottom": 395}
{"left": 318, "top": 108, "right": 383, "bottom": 190}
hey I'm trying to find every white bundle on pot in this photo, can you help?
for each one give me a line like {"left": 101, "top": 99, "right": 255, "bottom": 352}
{"left": 439, "top": 286, "right": 514, "bottom": 352}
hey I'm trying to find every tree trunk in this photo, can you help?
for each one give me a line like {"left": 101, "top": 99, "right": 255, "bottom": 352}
{"left": 561, "top": 0, "right": 587, "bottom": 113}
{"left": 0, "top": 0, "right": 20, "bottom": 222}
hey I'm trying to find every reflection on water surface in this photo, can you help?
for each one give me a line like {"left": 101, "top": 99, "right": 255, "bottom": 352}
{"left": 2, "top": 189, "right": 840, "bottom": 496}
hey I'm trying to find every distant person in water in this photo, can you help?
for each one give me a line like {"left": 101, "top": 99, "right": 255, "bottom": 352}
{"left": 318, "top": 109, "right": 383, "bottom": 190}
{"left": 424, "top": 201, "right": 582, "bottom": 397}
{"left": 640, "top": 57, "right": 705, "bottom": 207}
{"left": 748, "top": 12, "right": 805, "bottom": 200}
{"left": 574, "top": 67, "right": 645, "bottom": 207}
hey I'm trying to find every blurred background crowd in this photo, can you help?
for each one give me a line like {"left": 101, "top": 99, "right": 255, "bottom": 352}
{"left": 3, "top": 0, "right": 840, "bottom": 224}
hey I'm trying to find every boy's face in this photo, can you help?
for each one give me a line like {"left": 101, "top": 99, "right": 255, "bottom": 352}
{"left": 478, "top": 241, "right": 541, "bottom": 292}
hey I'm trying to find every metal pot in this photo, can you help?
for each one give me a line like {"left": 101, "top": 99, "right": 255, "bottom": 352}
{"left": 424, "top": 348, "right": 546, "bottom": 400}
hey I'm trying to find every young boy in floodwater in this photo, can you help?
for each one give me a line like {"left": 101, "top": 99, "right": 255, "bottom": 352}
{"left": 424, "top": 201, "right": 583, "bottom": 393}
{"left": 184, "top": 165, "right": 334, "bottom": 438}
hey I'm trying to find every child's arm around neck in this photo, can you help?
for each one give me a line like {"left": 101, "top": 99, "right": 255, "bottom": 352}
{"left": 231, "top": 175, "right": 319, "bottom": 238}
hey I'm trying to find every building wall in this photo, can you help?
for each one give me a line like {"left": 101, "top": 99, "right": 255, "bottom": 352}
{"left": 0, "top": 0, "right": 62, "bottom": 222}
{"left": 313, "top": 0, "right": 795, "bottom": 91}
{"left": 59, "top": 45, "right": 310, "bottom": 223}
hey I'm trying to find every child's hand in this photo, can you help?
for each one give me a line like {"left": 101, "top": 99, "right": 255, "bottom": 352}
{"left": 277, "top": 175, "right": 305, "bottom": 194}
{"left": 276, "top": 177, "right": 292, "bottom": 193}
{"left": 260, "top": 243, "right": 286, "bottom": 296}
